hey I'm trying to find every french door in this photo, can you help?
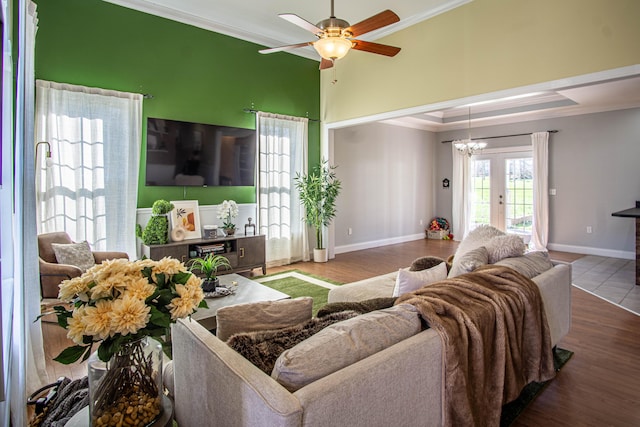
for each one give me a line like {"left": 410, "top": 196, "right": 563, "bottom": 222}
{"left": 469, "top": 149, "right": 534, "bottom": 238}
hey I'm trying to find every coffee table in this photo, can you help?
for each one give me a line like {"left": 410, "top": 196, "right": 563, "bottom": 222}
{"left": 190, "top": 273, "right": 289, "bottom": 330}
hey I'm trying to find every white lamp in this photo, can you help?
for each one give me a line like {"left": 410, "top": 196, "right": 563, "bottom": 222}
{"left": 313, "top": 37, "right": 353, "bottom": 60}
{"left": 36, "top": 141, "right": 54, "bottom": 167}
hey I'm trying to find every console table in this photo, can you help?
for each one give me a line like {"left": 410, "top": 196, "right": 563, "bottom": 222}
{"left": 142, "top": 234, "right": 266, "bottom": 275}
{"left": 611, "top": 201, "right": 640, "bottom": 285}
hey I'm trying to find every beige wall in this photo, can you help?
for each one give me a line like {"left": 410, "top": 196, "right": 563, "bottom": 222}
{"left": 321, "top": 0, "right": 640, "bottom": 123}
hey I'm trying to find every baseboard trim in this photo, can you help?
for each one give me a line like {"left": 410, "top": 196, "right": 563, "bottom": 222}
{"left": 548, "top": 243, "right": 634, "bottom": 260}
{"left": 335, "top": 234, "right": 425, "bottom": 254}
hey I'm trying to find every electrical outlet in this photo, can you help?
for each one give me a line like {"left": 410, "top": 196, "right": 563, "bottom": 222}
{"left": 549, "top": 188, "right": 557, "bottom": 196}
{"left": 586, "top": 226, "right": 592, "bottom": 234}
{"left": 348, "top": 227, "right": 353, "bottom": 235}
{"left": 419, "top": 219, "right": 423, "bottom": 226}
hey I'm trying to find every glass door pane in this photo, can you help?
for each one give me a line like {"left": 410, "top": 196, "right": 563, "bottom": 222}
{"left": 504, "top": 157, "right": 534, "bottom": 234}
{"left": 470, "top": 159, "right": 491, "bottom": 231}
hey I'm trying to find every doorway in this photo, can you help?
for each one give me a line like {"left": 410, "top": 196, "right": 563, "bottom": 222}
{"left": 469, "top": 148, "right": 533, "bottom": 240}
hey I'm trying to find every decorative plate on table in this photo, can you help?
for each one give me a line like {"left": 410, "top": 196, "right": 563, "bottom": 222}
{"left": 204, "top": 282, "right": 238, "bottom": 298}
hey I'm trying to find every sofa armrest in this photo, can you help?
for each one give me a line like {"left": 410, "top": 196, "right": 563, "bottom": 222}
{"left": 172, "top": 318, "right": 303, "bottom": 427}
{"left": 532, "top": 263, "right": 572, "bottom": 346}
{"left": 93, "top": 251, "right": 129, "bottom": 264}
{"left": 39, "top": 259, "right": 83, "bottom": 298}
{"left": 328, "top": 271, "right": 398, "bottom": 303}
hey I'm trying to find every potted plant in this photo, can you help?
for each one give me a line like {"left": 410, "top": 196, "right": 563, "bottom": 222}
{"left": 188, "top": 253, "right": 232, "bottom": 292}
{"left": 294, "top": 159, "right": 342, "bottom": 262}
{"left": 217, "top": 200, "right": 239, "bottom": 236}
{"left": 136, "top": 199, "right": 174, "bottom": 245}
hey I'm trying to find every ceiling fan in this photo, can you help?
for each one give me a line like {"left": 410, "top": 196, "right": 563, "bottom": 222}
{"left": 259, "top": 0, "right": 401, "bottom": 69}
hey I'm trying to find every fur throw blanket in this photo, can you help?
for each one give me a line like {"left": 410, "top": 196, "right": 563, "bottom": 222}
{"left": 395, "top": 265, "right": 555, "bottom": 427}
{"left": 226, "top": 311, "right": 359, "bottom": 374}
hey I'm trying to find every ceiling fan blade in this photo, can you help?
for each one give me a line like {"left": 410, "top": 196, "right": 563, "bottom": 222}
{"left": 346, "top": 10, "right": 400, "bottom": 38}
{"left": 319, "top": 58, "right": 334, "bottom": 70}
{"left": 351, "top": 39, "right": 401, "bottom": 57}
{"left": 279, "top": 13, "right": 323, "bottom": 35}
{"left": 259, "top": 42, "right": 312, "bottom": 54}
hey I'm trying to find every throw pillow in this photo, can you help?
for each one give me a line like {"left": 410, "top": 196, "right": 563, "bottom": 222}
{"left": 495, "top": 251, "right": 555, "bottom": 278}
{"left": 409, "top": 256, "right": 451, "bottom": 274}
{"left": 271, "top": 304, "right": 422, "bottom": 392}
{"left": 51, "top": 241, "right": 95, "bottom": 272}
{"left": 392, "top": 262, "right": 448, "bottom": 297}
{"left": 448, "top": 225, "right": 504, "bottom": 278}
{"left": 316, "top": 297, "right": 397, "bottom": 318}
{"left": 448, "top": 246, "right": 489, "bottom": 277}
{"left": 455, "top": 225, "right": 505, "bottom": 257}
{"left": 226, "top": 311, "right": 359, "bottom": 375}
{"left": 484, "top": 234, "right": 527, "bottom": 264}
{"left": 216, "top": 297, "right": 313, "bottom": 342}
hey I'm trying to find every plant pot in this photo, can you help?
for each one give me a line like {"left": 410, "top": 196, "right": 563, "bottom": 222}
{"left": 224, "top": 228, "right": 236, "bottom": 236}
{"left": 88, "top": 337, "right": 163, "bottom": 427}
{"left": 313, "top": 248, "right": 328, "bottom": 263}
{"left": 202, "top": 277, "right": 220, "bottom": 292}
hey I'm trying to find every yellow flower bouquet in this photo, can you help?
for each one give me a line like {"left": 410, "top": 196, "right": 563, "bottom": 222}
{"left": 50, "top": 257, "right": 208, "bottom": 426}
{"left": 53, "top": 257, "right": 207, "bottom": 364}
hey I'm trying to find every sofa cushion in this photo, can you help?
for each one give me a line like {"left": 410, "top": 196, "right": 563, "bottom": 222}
{"left": 316, "top": 297, "right": 397, "bottom": 318}
{"left": 495, "top": 251, "right": 555, "bottom": 278}
{"left": 392, "top": 262, "right": 448, "bottom": 297}
{"left": 448, "top": 246, "right": 489, "bottom": 277}
{"left": 271, "top": 304, "right": 422, "bottom": 392}
{"left": 484, "top": 234, "right": 527, "bottom": 264}
{"left": 51, "top": 241, "right": 95, "bottom": 272}
{"left": 226, "top": 311, "right": 358, "bottom": 375}
{"left": 216, "top": 297, "right": 313, "bottom": 342}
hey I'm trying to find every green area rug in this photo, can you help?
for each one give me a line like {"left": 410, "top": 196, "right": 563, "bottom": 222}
{"left": 254, "top": 270, "right": 342, "bottom": 316}
{"left": 501, "top": 347, "right": 573, "bottom": 426}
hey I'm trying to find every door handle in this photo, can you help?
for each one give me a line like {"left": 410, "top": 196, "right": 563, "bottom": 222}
{"left": 239, "top": 248, "right": 245, "bottom": 258}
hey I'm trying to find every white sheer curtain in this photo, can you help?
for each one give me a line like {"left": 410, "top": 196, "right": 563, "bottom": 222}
{"left": 35, "top": 81, "right": 143, "bottom": 258}
{"left": 451, "top": 140, "right": 471, "bottom": 241}
{"left": 1, "top": 2, "right": 46, "bottom": 425}
{"left": 531, "top": 131, "right": 549, "bottom": 250}
{"left": 256, "top": 112, "right": 309, "bottom": 266}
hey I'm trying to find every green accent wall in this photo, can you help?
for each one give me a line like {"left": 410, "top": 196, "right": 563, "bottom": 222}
{"left": 34, "top": 0, "right": 320, "bottom": 208}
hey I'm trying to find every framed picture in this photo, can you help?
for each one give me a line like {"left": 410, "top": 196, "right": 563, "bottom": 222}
{"left": 170, "top": 200, "right": 202, "bottom": 240}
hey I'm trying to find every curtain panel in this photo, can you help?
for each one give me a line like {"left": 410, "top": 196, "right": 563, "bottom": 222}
{"left": 1, "top": 2, "right": 46, "bottom": 425}
{"left": 531, "top": 131, "right": 549, "bottom": 250}
{"left": 34, "top": 80, "right": 142, "bottom": 258}
{"left": 451, "top": 140, "right": 471, "bottom": 241}
{"left": 256, "top": 112, "right": 309, "bottom": 266}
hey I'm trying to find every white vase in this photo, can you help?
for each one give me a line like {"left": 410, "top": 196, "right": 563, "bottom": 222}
{"left": 313, "top": 248, "right": 328, "bottom": 263}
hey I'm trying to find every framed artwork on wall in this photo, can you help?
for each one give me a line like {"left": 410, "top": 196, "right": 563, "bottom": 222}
{"left": 170, "top": 200, "right": 202, "bottom": 240}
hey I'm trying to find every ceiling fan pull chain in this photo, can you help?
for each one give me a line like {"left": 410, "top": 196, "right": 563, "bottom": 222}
{"left": 332, "top": 62, "right": 338, "bottom": 84}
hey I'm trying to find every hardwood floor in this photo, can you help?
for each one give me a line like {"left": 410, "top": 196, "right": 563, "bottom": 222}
{"left": 41, "top": 239, "right": 640, "bottom": 425}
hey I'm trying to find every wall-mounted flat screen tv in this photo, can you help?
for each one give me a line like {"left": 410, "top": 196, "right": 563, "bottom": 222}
{"left": 145, "top": 117, "right": 256, "bottom": 187}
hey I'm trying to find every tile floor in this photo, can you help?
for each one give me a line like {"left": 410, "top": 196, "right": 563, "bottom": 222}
{"left": 571, "top": 255, "right": 639, "bottom": 315}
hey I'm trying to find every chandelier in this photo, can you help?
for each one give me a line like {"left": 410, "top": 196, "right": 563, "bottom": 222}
{"left": 454, "top": 140, "right": 487, "bottom": 157}
{"left": 454, "top": 107, "right": 487, "bottom": 157}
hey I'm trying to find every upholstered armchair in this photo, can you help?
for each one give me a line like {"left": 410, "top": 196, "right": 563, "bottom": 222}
{"left": 38, "top": 231, "right": 129, "bottom": 299}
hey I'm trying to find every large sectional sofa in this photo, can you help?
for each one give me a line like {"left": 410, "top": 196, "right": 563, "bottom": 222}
{"left": 170, "top": 226, "right": 572, "bottom": 426}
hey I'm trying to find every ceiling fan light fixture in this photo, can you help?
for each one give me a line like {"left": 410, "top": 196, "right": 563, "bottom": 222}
{"left": 313, "top": 36, "right": 353, "bottom": 60}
